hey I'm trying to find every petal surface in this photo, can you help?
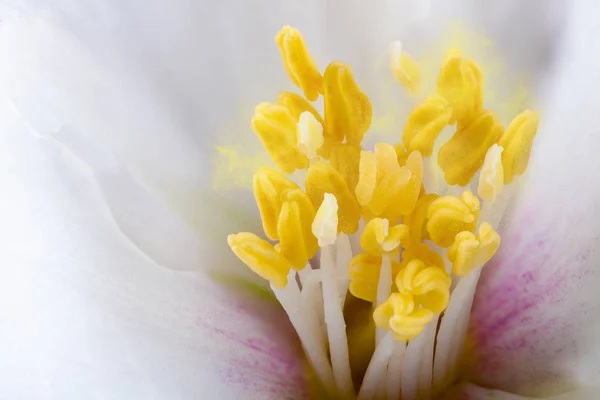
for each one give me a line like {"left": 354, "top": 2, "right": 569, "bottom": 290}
{"left": 469, "top": 1, "right": 600, "bottom": 396}
{"left": 0, "top": 104, "right": 308, "bottom": 399}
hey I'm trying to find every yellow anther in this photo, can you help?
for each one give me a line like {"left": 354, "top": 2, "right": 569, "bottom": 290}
{"left": 427, "top": 191, "right": 480, "bottom": 248}
{"left": 323, "top": 61, "right": 372, "bottom": 146}
{"left": 253, "top": 167, "right": 301, "bottom": 240}
{"left": 277, "top": 189, "right": 319, "bottom": 270}
{"left": 389, "top": 40, "right": 421, "bottom": 93}
{"left": 437, "top": 110, "right": 503, "bottom": 186}
{"left": 373, "top": 292, "right": 434, "bottom": 341}
{"left": 478, "top": 144, "right": 504, "bottom": 202}
{"left": 275, "top": 26, "right": 323, "bottom": 101}
{"left": 402, "top": 94, "right": 453, "bottom": 156}
{"left": 448, "top": 222, "right": 501, "bottom": 276}
{"left": 403, "top": 193, "right": 439, "bottom": 248}
{"left": 330, "top": 143, "right": 361, "bottom": 191}
{"left": 356, "top": 145, "right": 422, "bottom": 221}
{"left": 297, "top": 111, "right": 324, "bottom": 160}
{"left": 277, "top": 92, "right": 323, "bottom": 123}
{"left": 227, "top": 232, "right": 291, "bottom": 289}
{"left": 499, "top": 110, "right": 540, "bottom": 184}
{"left": 437, "top": 51, "right": 483, "bottom": 123}
{"left": 360, "top": 218, "right": 409, "bottom": 254}
{"left": 306, "top": 161, "right": 361, "bottom": 234}
{"left": 395, "top": 259, "right": 451, "bottom": 313}
{"left": 312, "top": 193, "right": 339, "bottom": 247}
{"left": 350, "top": 253, "right": 402, "bottom": 302}
{"left": 251, "top": 102, "right": 309, "bottom": 173}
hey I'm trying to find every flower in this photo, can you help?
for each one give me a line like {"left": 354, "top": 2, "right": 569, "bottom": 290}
{"left": 0, "top": 1, "right": 599, "bottom": 400}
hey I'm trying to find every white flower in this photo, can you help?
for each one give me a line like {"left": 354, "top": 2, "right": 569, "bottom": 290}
{"left": 0, "top": 0, "right": 599, "bottom": 399}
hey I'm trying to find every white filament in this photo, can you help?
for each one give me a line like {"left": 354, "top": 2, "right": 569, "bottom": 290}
{"left": 321, "top": 245, "right": 355, "bottom": 399}
{"left": 358, "top": 332, "right": 395, "bottom": 400}
{"left": 376, "top": 254, "right": 393, "bottom": 344}
{"left": 385, "top": 340, "right": 406, "bottom": 399}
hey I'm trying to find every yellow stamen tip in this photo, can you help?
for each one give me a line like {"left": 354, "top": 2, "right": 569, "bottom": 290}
{"left": 275, "top": 25, "right": 323, "bottom": 101}
{"left": 253, "top": 167, "right": 301, "bottom": 240}
{"left": 251, "top": 102, "right": 309, "bottom": 173}
{"left": 360, "top": 218, "right": 409, "bottom": 254}
{"left": 427, "top": 191, "right": 480, "bottom": 248}
{"left": 227, "top": 232, "right": 291, "bottom": 288}
{"left": 499, "top": 109, "right": 540, "bottom": 184}
{"left": 437, "top": 110, "right": 503, "bottom": 186}
{"left": 323, "top": 61, "right": 373, "bottom": 146}
{"left": 478, "top": 144, "right": 504, "bottom": 202}
{"left": 297, "top": 111, "right": 324, "bottom": 160}
{"left": 373, "top": 292, "right": 434, "bottom": 341}
{"left": 448, "top": 222, "right": 501, "bottom": 276}
{"left": 437, "top": 51, "right": 483, "bottom": 123}
{"left": 395, "top": 260, "right": 451, "bottom": 314}
{"left": 389, "top": 40, "right": 421, "bottom": 93}
{"left": 312, "top": 193, "right": 339, "bottom": 247}
{"left": 306, "top": 161, "right": 361, "bottom": 234}
{"left": 277, "top": 189, "right": 319, "bottom": 270}
{"left": 402, "top": 94, "right": 452, "bottom": 156}
{"left": 277, "top": 91, "right": 323, "bottom": 123}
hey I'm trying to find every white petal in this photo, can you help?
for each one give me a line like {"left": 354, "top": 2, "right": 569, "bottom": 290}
{"left": 0, "top": 104, "right": 308, "bottom": 399}
{"left": 452, "top": 383, "right": 600, "bottom": 400}
{"left": 469, "top": 1, "right": 600, "bottom": 396}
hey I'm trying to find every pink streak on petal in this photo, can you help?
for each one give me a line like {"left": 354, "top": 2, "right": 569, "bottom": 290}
{"left": 197, "top": 285, "right": 309, "bottom": 400}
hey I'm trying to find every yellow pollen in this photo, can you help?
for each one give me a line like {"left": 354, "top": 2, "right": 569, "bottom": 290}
{"left": 403, "top": 193, "right": 439, "bottom": 248}
{"left": 349, "top": 253, "right": 402, "bottom": 303}
{"left": 306, "top": 161, "right": 361, "bottom": 234}
{"left": 499, "top": 110, "right": 540, "bottom": 184}
{"left": 389, "top": 40, "right": 421, "bottom": 93}
{"left": 360, "top": 218, "right": 409, "bottom": 254}
{"left": 402, "top": 94, "right": 453, "bottom": 156}
{"left": 312, "top": 193, "right": 339, "bottom": 247}
{"left": 253, "top": 167, "right": 301, "bottom": 240}
{"left": 251, "top": 102, "right": 309, "bottom": 173}
{"left": 478, "top": 144, "right": 505, "bottom": 202}
{"left": 395, "top": 259, "right": 451, "bottom": 313}
{"left": 373, "top": 292, "right": 434, "bottom": 341}
{"left": 437, "top": 109, "right": 504, "bottom": 186}
{"left": 427, "top": 191, "right": 480, "bottom": 248}
{"left": 448, "top": 222, "right": 501, "bottom": 276}
{"left": 323, "top": 61, "right": 373, "bottom": 146}
{"left": 275, "top": 25, "right": 323, "bottom": 101}
{"left": 297, "top": 111, "right": 324, "bottom": 160}
{"left": 227, "top": 232, "right": 291, "bottom": 289}
{"left": 277, "top": 189, "right": 319, "bottom": 270}
{"left": 437, "top": 51, "right": 484, "bottom": 124}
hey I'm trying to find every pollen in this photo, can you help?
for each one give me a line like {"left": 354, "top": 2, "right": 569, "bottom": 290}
{"left": 226, "top": 25, "right": 541, "bottom": 399}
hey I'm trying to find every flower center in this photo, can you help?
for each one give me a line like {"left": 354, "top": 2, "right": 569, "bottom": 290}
{"left": 227, "top": 25, "right": 539, "bottom": 400}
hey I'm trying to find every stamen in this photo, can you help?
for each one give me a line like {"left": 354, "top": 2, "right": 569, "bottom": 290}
{"left": 297, "top": 111, "right": 324, "bottom": 161}
{"left": 389, "top": 40, "right": 421, "bottom": 93}
{"left": 253, "top": 167, "right": 300, "bottom": 240}
{"left": 251, "top": 102, "right": 309, "bottom": 173}
{"left": 478, "top": 144, "right": 504, "bottom": 202}
{"left": 437, "top": 51, "right": 483, "bottom": 124}
{"left": 277, "top": 91, "right": 323, "bottom": 122}
{"left": 448, "top": 222, "right": 501, "bottom": 276}
{"left": 277, "top": 189, "right": 319, "bottom": 270}
{"left": 499, "top": 110, "right": 540, "bottom": 184}
{"left": 227, "top": 232, "right": 290, "bottom": 288}
{"left": 437, "top": 110, "right": 503, "bottom": 186}
{"left": 426, "top": 191, "right": 480, "bottom": 247}
{"left": 312, "top": 192, "right": 339, "bottom": 247}
{"left": 306, "top": 161, "right": 361, "bottom": 234}
{"left": 402, "top": 95, "right": 452, "bottom": 156}
{"left": 323, "top": 61, "right": 373, "bottom": 146}
{"left": 275, "top": 25, "right": 323, "bottom": 101}
{"left": 360, "top": 218, "right": 408, "bottom": 254}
